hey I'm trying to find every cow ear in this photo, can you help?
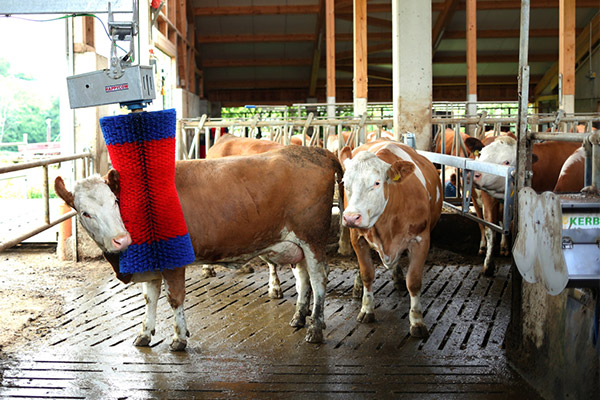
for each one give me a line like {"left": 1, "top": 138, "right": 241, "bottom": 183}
{"left": 388, "top": 160, "right": 415, "bottom": 183}
{"left": 54, "top": 176, "right": 76, "bottom": 210}
{"left": 339, "top": 146, "right": 353, "bottom": 171}
{"left": 464, "top": 137, "right": 484, "bottom": 156}
{"left": 104, "top": 169, "right": 121, "bottom": 197}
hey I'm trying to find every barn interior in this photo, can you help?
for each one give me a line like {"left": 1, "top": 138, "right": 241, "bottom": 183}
{"left": 0, "top": 1, "right": 599, "bottom": 399}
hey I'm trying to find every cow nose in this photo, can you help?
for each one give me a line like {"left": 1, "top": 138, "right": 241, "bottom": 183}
{"left": 343, "top": 213, "right": 362, "bottom": 227}
{"left": 112, "top": 233, "right": 132, "bottom": 251}
{"left": 473, "top": 172, "right": 481, "bottom": 181}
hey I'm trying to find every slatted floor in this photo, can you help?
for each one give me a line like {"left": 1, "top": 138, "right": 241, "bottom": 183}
{"left": 0, "top": 253, "right": 543, "bottom": 399}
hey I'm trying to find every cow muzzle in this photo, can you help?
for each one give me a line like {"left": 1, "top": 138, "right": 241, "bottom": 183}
{"left": 342, "top": 212, "right": 363, "bottom": 228}
{"left": 111, "top": 232, "right": 132, "bottom": 252}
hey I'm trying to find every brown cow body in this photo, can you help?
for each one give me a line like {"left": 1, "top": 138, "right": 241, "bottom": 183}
{"left": 554, "top": 147, "right": 585, "bottom": 193}
{"left": 340, "top": 140, "right": 443, "bottom": 337}
{"left": 56, "top": 145, "right": 342, "bottom": 349}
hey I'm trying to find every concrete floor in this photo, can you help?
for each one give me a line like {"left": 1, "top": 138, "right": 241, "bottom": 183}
{"left": 0, "top": 252, "right": 543, "bottom": 399}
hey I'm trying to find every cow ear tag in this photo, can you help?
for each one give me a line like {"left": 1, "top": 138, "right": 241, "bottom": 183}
{"left": 393, "top": 173, "right": 401, "bottom": 181}
{"left": 474, "top": 150, "right": 480, "bottom": 157}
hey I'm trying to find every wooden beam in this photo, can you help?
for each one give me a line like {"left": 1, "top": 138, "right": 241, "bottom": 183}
{"left": 434, "top": 53, "right": 557, "bottom": 63}
{"left": 353, "top": 0, "right": 368, "bottom": 100}
{"left": 466, "top": 0, "right": 477, "bottom": 98}
{"left": 432, "top": 0, "right": 600, "bottom": 11}
{"left": 197, "top": 33, "right": 314, "bottom": 44}
{"left": 559, "top": 0, "right": 576, "bottom": 101}
{"left": 337, "top": 13, "right": 392, "bottom": 29}
{"left": 326, "top": 0, "right": 336, "bottom": 101}
{"left": 534, "top": 12, "right": 600, "bottom": 99}
{"left": 432, "top": 0, "right": 459, "bottom": 52}
{"left": 202, "top": 58, "right": 312, "bottom": 68}
{"left": 193, "top": 5, "right": 319, "bottom": 16}
{"left": 445, "top": 28, "right": 562, "bottom": 39}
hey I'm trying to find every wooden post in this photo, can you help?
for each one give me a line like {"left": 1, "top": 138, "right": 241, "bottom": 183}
{"left": 559, "top": 0, "right": 575, "bottom": 113}
{"left": 466, "top": 0, "right": 477, "bottom": 131}
{"left": 353, "top": 0, "right": 368, "bottom": 142}
{"left": 326, "top": 0, "right": 336, "bottom": 122}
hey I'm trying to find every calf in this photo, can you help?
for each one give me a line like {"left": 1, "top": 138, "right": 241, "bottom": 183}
{"left": 340, "top": 140, "right": 443, "bottom": 338}
{"left": 55, "top": 145, "right": 342, "bottom": 349}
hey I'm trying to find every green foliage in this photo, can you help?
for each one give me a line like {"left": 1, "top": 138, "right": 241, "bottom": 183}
{"left": 0, "top": 58, "right": 60, "bottom": 150}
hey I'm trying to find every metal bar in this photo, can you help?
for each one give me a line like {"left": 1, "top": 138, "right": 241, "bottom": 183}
{"left": 43, "top": 165, "right": 50, "bottom": 224}
{"left": 0, "top": 152, "right": 92, "bottom": 174}
{"left": 529, "top": 132, "right": 586, "bottom": 142}
{"left": 0, "top": 210, "right": 77, "bottom": 253}
{"left": 0, "top": 0, "right": 133, "bottom": 14}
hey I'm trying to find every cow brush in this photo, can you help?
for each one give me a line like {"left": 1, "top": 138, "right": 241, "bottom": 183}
{"left": 99, "top": 109, "right": 195, "bottom": 274}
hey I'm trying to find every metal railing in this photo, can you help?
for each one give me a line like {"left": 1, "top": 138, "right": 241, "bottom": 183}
{"left": 0, "top": 152, "right": 93, "bottom": 252}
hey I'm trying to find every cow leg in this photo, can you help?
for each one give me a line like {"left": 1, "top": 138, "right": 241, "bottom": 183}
{"left": 162, "top": 268, "right": 190, "bottom": 351}
{"left": 472, "top": 191, "right": 487, "bottom": 255}
{"left": 338, "top": 225, "right": 353, "bottom": 255}
{"left": 352, "top": 269, "right": 363, "bottom": 299}
{"left": 406, "top": 238, "right": 430, "bottom": 338}
{"left": 134, "top": 279, "right": 161, "bottom": 347}
{"left": 290, "top": 261, "right": 312, "bottom": 329}
{"left": 481, "top": 199, "right": 499, "bottom": 276}
{"left": 259, "top": 256, "right": 283, "bottom": 299}
{"left": 392, "top": 262, "right": 406, "bottom": 293}
{"left": 304, "top": 251, "right": 328, "bottom": 344}
{"left": 353, "top": 234, "right": 377, "bottom": 323}
{"left": 500, "top": 233, "right": 510, "bottom": 256}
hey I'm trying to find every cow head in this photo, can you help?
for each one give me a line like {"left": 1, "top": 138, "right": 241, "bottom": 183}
{"left": 339, "top": 146, "right": 415, "bottom": 229}
{"left": 464, "top": 136, "right": 532, "bottom": 200}
{"left": 54, "top": 170, "right": 131, "bottom": 253}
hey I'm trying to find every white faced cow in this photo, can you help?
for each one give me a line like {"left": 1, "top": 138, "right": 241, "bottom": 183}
{"left": 55, "top": 145, "right": 342, "bottom": 349}
{"left": 465, "top": 135, "right": 580, "bottom": 274}
{"left": 340, "top": 140, "right": 443, "bottom": 338}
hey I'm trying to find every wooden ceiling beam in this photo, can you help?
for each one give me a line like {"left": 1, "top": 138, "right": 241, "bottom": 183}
{"left": 432, "top": 0, "right": 459, "bottom": 53}
{"left": 202, "top": 58, "right": 312, "bottom": 68}
{"left": 444, "top": 28, "right": 568, "bottom": 39}
{"left": 193, "top": 5, "right": 319, "bottom": 16}
{"left": 197, "top": 33, "right": 314, "bottom": 44}
{"left": 431, "top": 0, "right": 600, "bottom": 11}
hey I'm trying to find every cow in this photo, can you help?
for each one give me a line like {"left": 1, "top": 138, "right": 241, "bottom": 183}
{"left": 339, "top": 140, "right": 443, "bottom": 338}
{"left": 554, "top": 146, "right": 585, "bottom": 193}
{"left": 464, "top": 136, "right": 580, "bottom": 274}
{"left": 205, "top": 133, "right": 284, "bottom": 298}
{"left": 55, "top": 145, "right": 343, "bottom": 349}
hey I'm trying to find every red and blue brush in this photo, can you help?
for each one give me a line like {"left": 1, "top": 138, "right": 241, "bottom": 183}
{"left": 100, "top": 108, "right": 195, "bottom": 274}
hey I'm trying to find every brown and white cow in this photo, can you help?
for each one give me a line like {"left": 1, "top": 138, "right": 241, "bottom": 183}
{"left": 554, "top": 146, "right": 585, "bottom": 193}
{"left": 339, "top": 140, "right": 443, "bottom": 338}
{"left": 204, "top": 133, "right": 285, "bottom": 298}
{"left": 465, "top": 136, "right": 580, "bottom": 274}
{"left": 55, "top": 145, "right": 343, "bottom": 349}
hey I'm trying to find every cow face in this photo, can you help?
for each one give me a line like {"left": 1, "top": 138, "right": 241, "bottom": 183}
{"left": 54, "top": 174, "right": 131, "bottom": 253}
{"left": 340, "top": 148, "right": 415, "bottom": 229}
{"left": 468, "top": 136, "right": 516, "bottom": 199}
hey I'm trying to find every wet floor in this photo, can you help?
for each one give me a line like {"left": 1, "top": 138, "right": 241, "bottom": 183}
{"left": 0, "top": 257, "right": 543, "bottom": 399}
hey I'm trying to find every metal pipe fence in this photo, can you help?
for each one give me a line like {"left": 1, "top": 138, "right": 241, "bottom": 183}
{"left": 0, "top": 151, "right": 93, "bottom": 253}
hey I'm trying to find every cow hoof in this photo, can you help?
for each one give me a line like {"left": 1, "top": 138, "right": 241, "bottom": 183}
{"left": 305, "top": 327, "right": 324, "bottom": 343}
{"left": 201, "top": 266, "right": 217, "bottom": 278}
{"left": 409, "top": 323, "right": 429, "bottom": 338}
{"left": 269, "top": 286, "right": 283, "bottom": 299}
{"left": 483, "top": 263, "right": 495, "bottom": 277}
{"left": 169, "top": 339, "right": 187, "bottom": 352}
{"left": 133, "top": 335, "right": 151, "bottom": 347}
{"left": 500, "top": 249, "right": 510, "bottom": 257}
{"left": 290, "top": 313, "right": 307, "bottom": 328}
{"left": 478, "top": 247, "right": 486, "bottom": 255}
{"left": 357, "top": 311, "right": 375, "bottom": 323}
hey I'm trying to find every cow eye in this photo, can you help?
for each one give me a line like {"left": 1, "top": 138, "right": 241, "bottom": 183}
{"left": 502, "top": 160, "right": 510, "bottom": 165}
{"left": 373, "top": 180, "right": 381, "bottom": 188}
{"left": 82, "top": 211, "right": 91, "bottom": 218}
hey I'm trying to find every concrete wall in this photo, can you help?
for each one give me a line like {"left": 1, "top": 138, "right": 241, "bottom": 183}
{"left": 507, "top": 281, "right": 599, "bottom": 400}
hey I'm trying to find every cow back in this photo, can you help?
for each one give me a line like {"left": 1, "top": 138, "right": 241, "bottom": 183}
{"left": 531, "top": 141, "right": 581, "bottom": 192}
{"left": 206, "top": 133, "right": 283, "bottom": 159}
{"left": 175, "top": 146, "right": 342, "bottom": 262}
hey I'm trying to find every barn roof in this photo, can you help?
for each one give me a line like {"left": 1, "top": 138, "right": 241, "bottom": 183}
{"left": 171, "top": 1, "right": 600, "bottom": 107}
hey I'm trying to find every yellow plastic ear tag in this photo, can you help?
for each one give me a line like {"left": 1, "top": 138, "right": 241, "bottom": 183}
{"left": 393, "top": 173, "right": 401, "bottom": 181}
{"left": 474, "top": 150, "right": 480, "bottom": 157}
